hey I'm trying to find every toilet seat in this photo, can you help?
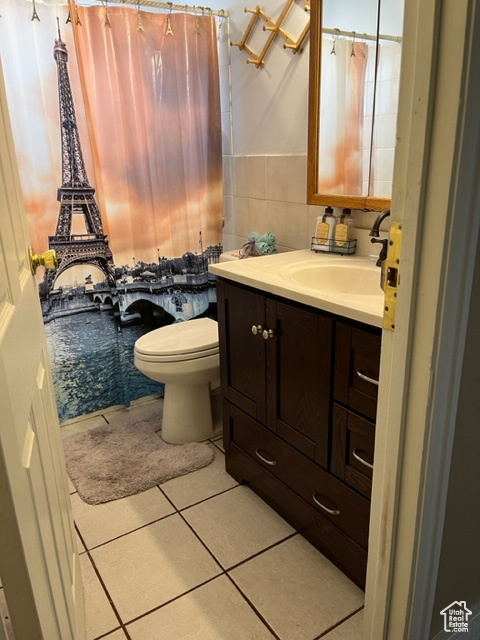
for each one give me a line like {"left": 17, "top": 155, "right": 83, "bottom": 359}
{"left": 134, "top": 317, "right": 219, "bottom": 363}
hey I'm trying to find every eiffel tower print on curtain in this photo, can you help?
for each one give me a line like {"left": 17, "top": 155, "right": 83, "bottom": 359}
{"left": 44, "top": 23, "right": 115, "bottom": 292}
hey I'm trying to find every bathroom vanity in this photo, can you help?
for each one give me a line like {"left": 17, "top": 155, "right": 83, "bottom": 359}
{"left": 210, "top": 250, "right": 383, "bottom": 588}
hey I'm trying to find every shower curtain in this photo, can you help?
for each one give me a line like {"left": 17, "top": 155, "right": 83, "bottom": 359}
{"left": 317, "top": 37, "right": 368, "bottom": 195}
{"left": 0, "top": 1, "right": 223, "bottom": 421}
{"left": 318, "top": 36, "right": 402, "bottom": 199}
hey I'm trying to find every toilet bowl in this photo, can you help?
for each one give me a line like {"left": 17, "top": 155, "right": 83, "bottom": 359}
{"left": 134, "top": 318, "right": 221, "bottom": 444}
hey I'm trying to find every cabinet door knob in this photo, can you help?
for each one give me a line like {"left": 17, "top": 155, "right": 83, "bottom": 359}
{"left": 251, "top": 325, "right": 263, "bottom": 335}
{"left": 255, "top": 448, "right": 277, "bottom": 466}
{"left": 312, "top": 493, "right": 340, "bottom": 515}
{"left": 352, "top": 448, "right": 374, "bottom": 470}
{"left": 262, "top": 329, "right": 274, "bottom": 340}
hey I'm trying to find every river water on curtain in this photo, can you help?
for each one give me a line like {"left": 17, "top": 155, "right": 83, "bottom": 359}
{"left": 44, "top": 311, "right": 164, "bottom": 423}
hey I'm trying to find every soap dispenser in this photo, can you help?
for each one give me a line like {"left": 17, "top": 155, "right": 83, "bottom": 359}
{"left": 315, "top": 206, "right": 336, "bottom": 251}
{"left": 334, "top": 208, "right": 353, "bottom": 248}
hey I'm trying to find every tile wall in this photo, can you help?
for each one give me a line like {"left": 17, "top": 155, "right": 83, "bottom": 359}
{"left": 217, "top": 15, "right": 389, "bottom": 260}
{"left": 222, "top": 154, "right": 388, "bottom": 257}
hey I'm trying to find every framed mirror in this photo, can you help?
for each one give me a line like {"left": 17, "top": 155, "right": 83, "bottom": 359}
{"left": 307, "top": 0, "right": 403, "bottom": 210}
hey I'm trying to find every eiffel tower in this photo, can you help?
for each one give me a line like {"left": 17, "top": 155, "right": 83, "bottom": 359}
{"left": 44, "top": 23, "right": 115, "bottom": 291}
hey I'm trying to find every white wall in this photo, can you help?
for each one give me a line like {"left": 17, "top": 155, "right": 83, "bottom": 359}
{"left": 212, "top": 0, "right": 310, "bottom": 155}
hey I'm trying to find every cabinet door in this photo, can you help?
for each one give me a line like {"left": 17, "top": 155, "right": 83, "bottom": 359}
{"left": 217, "top": 280, "right": 267, "bottom": 423}
{"left": 335, "top": 322, "right": 381, "bottom": 421}
{"left": 266, "top": 299, "right": 332, "bottom": 468}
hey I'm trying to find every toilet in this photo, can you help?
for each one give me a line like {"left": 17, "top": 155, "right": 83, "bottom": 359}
{"left": 134, "top": 317, "right": 221, "bottom": 444}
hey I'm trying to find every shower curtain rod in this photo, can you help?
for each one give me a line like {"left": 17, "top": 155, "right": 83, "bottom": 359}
{"left": 81, "top": 0, "right": 228, "bottom": 18}
{"left": 323, "top": 27, "right": 402, "bottom": 44}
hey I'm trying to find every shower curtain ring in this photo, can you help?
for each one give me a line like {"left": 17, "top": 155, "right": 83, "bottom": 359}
{"left": 165, "top": 2, "right": 174, "bottom": 35}
{"left": 103, "top": 0, "right": 112, "bottom": 28}
{"left": 218, "top": 8, "right": 226, "bottom": 29}
{"left": 350, "top": 31, "right": 356, "bottom": 57}
{"left": 136, "top": 1, "right": 145, "bottom": 31}
{"left": 330, "top": 27, "right": 339, "bottom": 55}
{"left": 74, "top": 1, "right": 82, "bottom": 26}
{"left": 195, "top": 6, "right": 202, "bottom": 35}
{"left": 31, "top": 0, "right": 41, "bottom": 22}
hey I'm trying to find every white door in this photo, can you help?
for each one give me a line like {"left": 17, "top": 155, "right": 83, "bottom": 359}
{"left": 0, "top": 56, "right": 85, "bottom": 640}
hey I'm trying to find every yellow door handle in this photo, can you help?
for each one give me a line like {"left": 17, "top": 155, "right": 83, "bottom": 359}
{"left": 28, "top": 247, "right": 58, "bottom": 275}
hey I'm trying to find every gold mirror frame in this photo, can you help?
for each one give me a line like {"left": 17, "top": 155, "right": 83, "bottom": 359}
{"left": 307, "top": 1, "right": 391, "bottom": 211}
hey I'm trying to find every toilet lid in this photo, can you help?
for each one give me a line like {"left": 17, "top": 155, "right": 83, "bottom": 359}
{"left": 134, "top": 318, "right": 218, "bottom": 358}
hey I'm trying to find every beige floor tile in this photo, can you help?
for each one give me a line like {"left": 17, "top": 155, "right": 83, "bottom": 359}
{"left": 75, "top": 528, "right": 86, "bottom": 554}
{"left": 67, "top": 475, "right": 76, "bottom": 494}
{"left": 90, "top": 514, "right": 222, "bottom": 622}
{"left": 160, "top": 445, "right": 237, "bottom": 510}
{"left": 127, "top": 575, "right": 276, "bottom": 640}
{"left": 101, "top": 630, "right": 128, "bottom": 640}
{"left": 322, "top": 609, "right": 364, "bottom": 639}
{"left": 182, "top": 485, "right": 295, "bottom": 569}
{"left": 71, "top": 487, "right": 175, "bottom": 549}
{"left": 105, "top": 398, "right": 164, "bottom": 429}
{"left": 210, "top": 435, "right": 225, "bottom": 453}
{"left": 80, "top": 554, "right": 119, "bottom": 640}
{"left": 61, "top": 415, "right": 107, "bottom": 439}
{"left": 229, "top": 536, "right": 364, "bottom": 640}
{"left": 130, "top": 394, "right": 163, "bottom": 409}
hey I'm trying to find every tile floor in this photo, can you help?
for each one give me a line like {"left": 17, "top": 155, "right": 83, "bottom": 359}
{"left": 62, "top": 396, "right": 365, "bottom": 640}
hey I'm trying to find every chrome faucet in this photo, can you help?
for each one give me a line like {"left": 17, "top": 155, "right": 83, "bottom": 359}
{"left": 369, "top": 210, "right": 390, "bottom": 267}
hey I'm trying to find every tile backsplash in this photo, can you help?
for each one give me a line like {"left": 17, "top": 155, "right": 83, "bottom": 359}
{"left": 222, "top": 154, "right": 389, "bottom": 259}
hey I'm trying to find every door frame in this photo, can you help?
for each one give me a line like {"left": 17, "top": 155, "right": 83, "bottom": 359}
{"left": 364, "top": 0, "right": 480, "bottom": 637}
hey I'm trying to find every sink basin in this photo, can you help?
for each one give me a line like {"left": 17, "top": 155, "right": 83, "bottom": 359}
{"left": 281, "top": 263, "right": 381, "bottom": 295}
{"left": 209, "top": 249, "right": 386, "bottom": 327}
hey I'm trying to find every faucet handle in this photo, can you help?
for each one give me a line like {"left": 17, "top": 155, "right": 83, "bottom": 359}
{"left": 371, "top": 237, "right": 389, "bottom": 267}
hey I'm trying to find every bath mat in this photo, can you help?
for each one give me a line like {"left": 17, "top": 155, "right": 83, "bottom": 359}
{"left": 63, "top": 413, "right": 215, "bottom": 505}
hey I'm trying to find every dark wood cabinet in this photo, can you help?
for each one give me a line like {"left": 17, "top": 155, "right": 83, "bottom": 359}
{"left": 334, "top": 322, "right": 381, "bottom": 421}
{"left": 218, "top": 280, "right": 332, "bottom": 468}
{"left": 217, "top": 282, "right": 267, "bottom": 422}
{"left": 331, "top": 404, "right": 375, "bottom": 499}
{"left": 217, "top": 278, "right": 381, "bottom": 589}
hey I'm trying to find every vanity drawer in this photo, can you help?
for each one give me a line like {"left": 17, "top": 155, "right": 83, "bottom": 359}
{"left": 226, "top": 443, "right": 368, "bottom": 589}
{"left": 227, "top": 403, "right": 370, "bottom": 550}
{"left": 331, "top": 404, "right": 375, "bottom": 499}
{"left": 334, "top": 322, "right": 381, "bottom": 421}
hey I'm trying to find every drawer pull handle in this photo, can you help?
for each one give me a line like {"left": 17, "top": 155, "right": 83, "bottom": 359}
{"left": 352, "top": 448, "right": 374, "bottom": 470}
{"left": 312, "top": 493, "right": 340, "bottom": 516}
{"left": 251, "top": 325, "right": 263, "bottom": 336}
{"left": 356, "top": 370, "right": 379, "bottom": 386}
{"left": 262, "top": 329, "right": 274, "bottom": 340}
{"left": 255, "top": 448, "right": 277, "bottom": 466}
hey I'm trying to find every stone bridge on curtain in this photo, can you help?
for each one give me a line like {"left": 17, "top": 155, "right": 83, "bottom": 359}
{"left": 89, "top": 274, "right": 217, "bottom": 323}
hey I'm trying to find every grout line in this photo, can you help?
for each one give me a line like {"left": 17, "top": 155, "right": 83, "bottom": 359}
{"left": 225, "top": 530, "right": 298, "bottom": 573}
{"left": 211, "top": 440, "right": 225, "bottom": 454}
{"left": 122, "top": 574, "right": 222, "bottom": 628}
{"left": 224, "top": 572, "right": 283, "bottom": 640}
{"left": 76, "top": 510, "right": 178, "bottom": 553}
{"left": 74, "top": 523, "right": 132, "bottom": 639}
{"left": 176, "top": 483, "right": 239, "bottom": 513}
{"left": 77, "top": 483, "right": 240, "bottom": 556}
{"left": 93, "top": 625, "right": 129, "bottom": 640}
{"left": 176, "top": 509, "right": 226, "bottom": 571}
{"left": 313, "top": 604, "right": 365, "bottom": 640}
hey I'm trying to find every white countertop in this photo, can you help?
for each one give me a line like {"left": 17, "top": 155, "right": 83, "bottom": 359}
{"left": 209, "top": 249, "right": 384, "bottom": 328}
